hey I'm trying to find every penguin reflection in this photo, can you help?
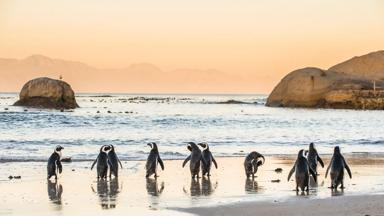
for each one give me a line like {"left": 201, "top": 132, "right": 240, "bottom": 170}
{"left": 331, "top": 187, "right": 344, "bottom": 197}
{"left": 201, "top": 177, "right": 217, "bottom": 196}
{"left": 245, "top": 178, "right": 259, "bottom": 193}
{"left": 184, "top": 177, "right": 217, "bottom": 197}
{"left": 189, "top": 178, "right": 201, "bottom": 196}
{"left": 146, "top": 178, "right": 165, "bottom": 196}
{"left": 91, "top": 178, "right": 121, "bottom": 209}
{"left": 47, "top": 179, "right": 63, "bottom": 205}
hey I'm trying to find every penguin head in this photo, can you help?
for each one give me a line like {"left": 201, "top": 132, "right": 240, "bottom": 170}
{"left": 55, "top": 145, "right": 64, "bottom": 152}
{"left": 109, "top": 145, "right": 115, "bottom": 152}
{"left": 187, "top": 142, "right": 197, "bottom": 151}
{"left": 334, "top": 146, "right": 340, "bottom": 154}
{"left": 147, "top": 142, "right": 158, "bottom": 150}
{"left": 198, "top": 143, "right": 209, "bottom": 150}
{"left": 309, "top": 142, "right": 314, "bottom": 150}
{"left": 298, "top": 149, "right": 305, "bottom": 158}
{"left": 101, "top": 145, "right": 111, "bottom": 153}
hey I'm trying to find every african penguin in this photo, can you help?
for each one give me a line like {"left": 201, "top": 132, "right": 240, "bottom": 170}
{"left": 244, "top": 151, "right": 265, "bottom": 178}
{"left": 145, "top": 142, "right": 164, "bottom": 178}
{"left": 325, "top": 146, "right": 352, "bottom": 189}
{"left": 47, "top": 145, "right": 64, "bottom": 180}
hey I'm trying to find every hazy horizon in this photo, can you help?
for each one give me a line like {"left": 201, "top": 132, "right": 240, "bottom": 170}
{"left": 1, "top": 0, "right": 384, "bottom": 93}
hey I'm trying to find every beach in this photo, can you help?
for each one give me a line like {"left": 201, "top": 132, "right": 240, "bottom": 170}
{"left": 1, "top": 155, "right": 384, "bottom": 215}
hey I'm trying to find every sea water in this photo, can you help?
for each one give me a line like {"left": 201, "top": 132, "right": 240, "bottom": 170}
{"left": 1, "top": 93, "right": 384, "bottom": 161}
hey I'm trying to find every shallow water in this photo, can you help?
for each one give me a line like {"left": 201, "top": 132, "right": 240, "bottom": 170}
{"left": 0, "top": 156, "right": 383, "bottom": 215}
{"left": 1, "top": 93, "right": 384, "bottom": 161}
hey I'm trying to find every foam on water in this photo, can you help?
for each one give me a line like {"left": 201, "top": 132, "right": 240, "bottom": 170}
{"left": 1, "top": 93, "right": 384, "bottom": 161}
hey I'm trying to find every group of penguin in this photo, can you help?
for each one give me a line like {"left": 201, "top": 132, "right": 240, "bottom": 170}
{"left": 47, "top": 142, "right": 352, "bottom": 192}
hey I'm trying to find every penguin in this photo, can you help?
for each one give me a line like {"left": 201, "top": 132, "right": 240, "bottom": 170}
{"left": 91, "top": 145, "right": 112, "bottom": 179}
{"left": 182, "top": 142, "right": 204, "bottom": 179}
{"left": 307, "top": 142, "right": 324, "bottom": 175}
{"left": 198, "top": 143, "right": 218, "bottom": 177}
{"left": 288, "top": 149, "right": 317, "bottom": 192}
{"left": 145, "top": 142, "right": 164, "bottom": 178}
{"left": 244, "top": 151, "right": 265, "bottom": 178}
{"left": 108, "top": 145, "right": 123, "bottom": 178}
{"left": 47, "top": 145, "right": 64, "bottom": 180}
{"left": 325, "top": 146, "right": 352, "bottom": 189}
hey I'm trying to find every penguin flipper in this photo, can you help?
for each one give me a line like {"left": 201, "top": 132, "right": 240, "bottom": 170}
{"left": 118, "top": 158, "right": 123, "bottom": 169}
{"left": 211, "top": 153, "right": 218, "bottom": 169}
{"left": 182, "top": 155, "right": 191, "bottom": 167}
{"left": 325, "top": 157, "right": 333, "bottom": 178}
{"left": 91, "top": 158, "right": 97, "bottom": 170}
{"left": 158, "top": 156, "right": 164, "bottom": 170}
{"left": 57, "top": 160, "right": 63, "bottom": 174}
{"left": 287, "top": 162, "right": 296, "bottom": 181}
{"left": 317, "top": 152, "right": 324, "bottom": 168}
{"left": 343, "top": 157, "right": 352, "bottom": 178}
{"left": 308, "top": 162, "right": 317, "bottom": 183}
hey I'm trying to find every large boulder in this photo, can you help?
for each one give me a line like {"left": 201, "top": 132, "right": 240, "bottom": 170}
{"left": 329, "top": 50, "right": 384, "bottom": 80}
{"left": 14, "top": 77, "right": 79, "bottom": 109}
{"left": 267, "top": 51, "right": 384, "bottom": 109}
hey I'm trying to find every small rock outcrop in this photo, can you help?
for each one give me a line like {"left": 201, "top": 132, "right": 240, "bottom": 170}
{"left": 14, "top": 77, "right": 79, "bottom": 109}
{"left": 267, "top": 51, "right": 384, "bottom": 109}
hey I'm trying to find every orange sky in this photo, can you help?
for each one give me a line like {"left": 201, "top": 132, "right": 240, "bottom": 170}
{"left": 1, "top": 0, "right": 384, "bottom": 93}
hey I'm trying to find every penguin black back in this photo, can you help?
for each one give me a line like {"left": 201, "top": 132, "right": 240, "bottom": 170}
{"left": 244, "top": 151, "right": 265, "bottom": 179}
{"left": 91, "top": 145, "right": 111, "bottom": 179}
{"left": 307, "top": 142, "right": 324, "bottom": 175}
{"left": 108, "top": 145, "right": 123, "bottom": 178}
{"left": 288, "top": 149, "right": 317, "bottom": 192}
{"left": 47, "top": 145, "right": 64, "bottom": 180}
{"left": 198, "top": 143, "right": 218, "bottom": 177}
{"left": 182, "top": 142, "right": 203, "bottom": 179}
{"left": 145, "top": 142, "right": 164, "bottom": 178}
{"left": 325, "top": 146, "right": 352, "bottom": 189}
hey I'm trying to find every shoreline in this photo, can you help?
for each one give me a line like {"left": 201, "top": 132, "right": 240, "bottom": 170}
{"left": 1, "top": 156, "right": 384, "bottom": 215}
{"left": 1, "top": 152, "right": 384, "bottom": 163}
{"left": 176, "top": 194, "right": 384, "bottom": 216}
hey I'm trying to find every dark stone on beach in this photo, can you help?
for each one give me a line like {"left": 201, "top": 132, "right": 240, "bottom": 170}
{"left": 4, "top": 108, "right": 8, "bottom": 110}
{"left": 107, "top": 110, "right": 112, "bottom": 113}
{"left": 14, "top": 77, "right": 79, "bottom": 109}
{"left": 61, "top": 157, "right": 72, "bottom": 163}
{"left": 72, "top": 169, "right": 75, "bottom": 171}
{"left": 8, "top": 176, "right": 13, "bottom": 179}
{"left": 275, "top": 168, "right": 283, "bottom": 173}
{"left": 24, "top": 109, "right": 28, "bottom": 112}
{"left": 14, "top": 176, "right": 21, "bottom": 179}
{"left": 271, "top": 179, "right": 281, "bottom": 183}
{"left": 97, "top": 111, "right": 100, "bottom": 113}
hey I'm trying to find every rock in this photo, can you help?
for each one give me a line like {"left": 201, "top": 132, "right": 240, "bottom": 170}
{"left": 13, "top": 77, "right": 79, "bottom": 109}
{"left": 271, "top": 179, "right": 281, "bottom": 183}
{"left": 267, "top": 51, "right": 384, "bottom": 109}
{"left": 275, "top": 168, "right": 283, "bottom": 173}
{"left": 329, "top": 50, "right": 384, "bottom": 80}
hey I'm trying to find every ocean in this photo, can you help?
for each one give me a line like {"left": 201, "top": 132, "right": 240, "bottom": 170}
{"left": 1, "top": 93, "right": 384, "bottom": 162}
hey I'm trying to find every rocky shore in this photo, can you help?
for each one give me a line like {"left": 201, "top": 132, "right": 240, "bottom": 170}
{"left": 267, "top": 50, "right": 384, "bottom": 109}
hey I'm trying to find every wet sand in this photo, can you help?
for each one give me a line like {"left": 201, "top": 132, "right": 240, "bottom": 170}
{"left": 0, "top": 155, "right": 384, "bottom": 215}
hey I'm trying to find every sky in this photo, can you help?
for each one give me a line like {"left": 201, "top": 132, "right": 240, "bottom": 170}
{"left": 0, "top": 0, "right": 384, "bottom": 93}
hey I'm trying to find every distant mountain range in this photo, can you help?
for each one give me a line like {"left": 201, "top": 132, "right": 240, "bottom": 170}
{"left": 0, "top": 55, "right": 256, "bottom": 93}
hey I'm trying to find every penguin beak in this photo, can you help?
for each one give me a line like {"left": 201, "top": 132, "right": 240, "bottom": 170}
{"left": 147, "top": 143, "right": 152, "bottom": 148}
